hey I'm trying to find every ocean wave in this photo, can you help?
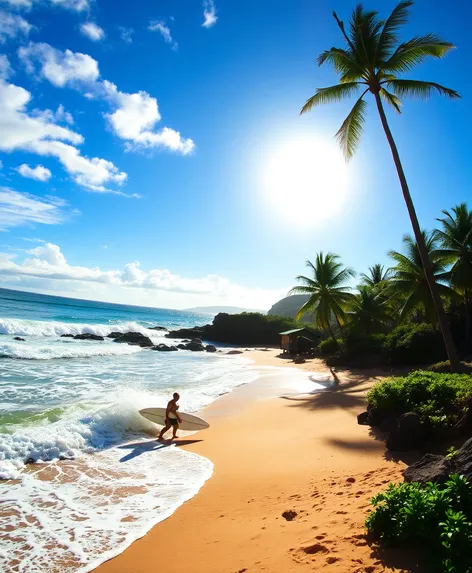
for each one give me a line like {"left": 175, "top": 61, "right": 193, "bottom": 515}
{"left": 0, "top": 318, "right": 166, "bottom": 338}
{"left": 0, "top": 340, "right": 144, "bottom": 360}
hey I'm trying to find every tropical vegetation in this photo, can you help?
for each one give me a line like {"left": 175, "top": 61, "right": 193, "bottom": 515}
{"left": 366, "top": 474, "right": 472, "bottom": 573}
{"left": 300, "top": 0, "right": 461, "bottom": 368}
{"left": 290, "top": 202, "right": 472, "bottom": 368}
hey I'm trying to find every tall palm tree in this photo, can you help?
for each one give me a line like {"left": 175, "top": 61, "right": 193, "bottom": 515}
{"left": 300, "top": 1, "right": 461, "bottom": 369}
{"left": 290, "top": 252, "right": 355, "bottom": 342}
{"left": 360, "top": 264, "right": 391, "bottom": 288}
{"left": 435, "top": 202, "right": 472, "bottom": 343}
{"left": 388, "top": 231, "right": 456, "bottom": 324}
{"left": 348, "top": 285, "right": 391, "bottom": 334}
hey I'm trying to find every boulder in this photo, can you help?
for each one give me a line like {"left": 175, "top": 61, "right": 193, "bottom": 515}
{"left": 177, "top": 344, "right": 187, "bottom": 350}
{"left": 404, "top": 453, "right": 452, "bottom": 484}
{"left": 152, "top": 344, "right": 178, "bottom": 352}
{"left": 357, "top": 411, "right": 369, "bottom": 426}
{"left": 227, "top": 350, "right": 243, "bottom": 355}
{"left": 293, "top": 356, "right": 306, "bottom": 364}
{"left": 107, "top": 331, "right": 123, "bottom": 339}
{"left": 452, "top": 437, "right": 472, "bottom": 479}
{"left": 14, "top": 337, "right": 25, "bottom": 341}
{"left": 113, "top": 332, "right": 154, "bottom": 347}
{"left": 165, "top": 326, "right": 210, "bottom": 340}
{"left": 386, "top": 412, "right": 426, "bottom": 451}
{"left": 74, "top": 333, "right": 104, "bottom": 341}
{"left": 186, "top": 341, "right": 205, "bottom": 351}
{"left": 205, "top": 345, "right": 217, "bottom": 353}
{"left": 60, "top": 334, "right": 74, "bottom": 338}
{"left": 365, "top": 404, "right": 388, "bottom": 426}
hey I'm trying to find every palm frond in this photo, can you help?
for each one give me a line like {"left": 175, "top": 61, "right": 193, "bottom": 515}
{"left": 349, "top": 5, "right": 383, "bottom": 66}
{"left": 376, "top": 1, "right": 413, "bottom": 61}
{"left": 386, "top": 79, "right": 460, "bottom": 100}
{"left": 300, "top": 82, "right": 361, "bottom": 115}
{"left": 380, "top": 87, "right": 402, "bottom": 113}
{"left": 335, "top": 92, "right": 368, "bottom": 159}
{"left": 317, "top": 47, "right": 364, "bottom": 83}
{"left": 383, "top": 33, "right": 456, "bottom": 72}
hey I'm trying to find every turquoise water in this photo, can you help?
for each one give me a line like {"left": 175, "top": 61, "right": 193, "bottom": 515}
{"left": 0, "top": 288, "right": 257, "bottom": 573}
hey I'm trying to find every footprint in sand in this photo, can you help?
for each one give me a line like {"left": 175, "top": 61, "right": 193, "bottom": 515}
{"left": 326, "top": 556, "right": 339, "bottom": 564}
{"left": 301, "top": 543, "right": 329, "bottom": 555}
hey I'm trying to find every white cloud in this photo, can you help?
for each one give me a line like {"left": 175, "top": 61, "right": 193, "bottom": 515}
{"left": 0, "top": 159, "right": 3, "bottom": 169}
{"left": 0, "top": 187, "right": 69, "bottom": 230}
{"left": 202, "top": 0, "right": 217, "bottom": 28}
{"left": 1, "top": 0, "right": 89, "bottom": 9}
{"left": 148, "top": 20, "right": 177, "bottom": 50}
{"left": 0, "top": 242, "right": 285, "bottom": 308}
{"left": 19, "top": 42, "right": 99, "bottom": 87}
{"left": 0, "top": 9, "right": 31, "bottom": 42}
{"left": 80, "top": 21, "right": 105, "bottom": 41}
{"left": 0, "top": 79, "right": 128, "bottom": 193}
{"left": 118, "top": 26, "right": 133, "bottom": 43}
{"left": 55, "top": 103, "right": 73, "bottom": 124}
{"left": 19, "top": 42, "right": 195, "bottom": 155}
{"left": 0, "top": 54, "right": 12, "bottom": 79}
{"left": 17, "top": 163, "right": 52, "bottom": 181}
{"left": 103, "top": 81, "right": 195, "bottom": 154}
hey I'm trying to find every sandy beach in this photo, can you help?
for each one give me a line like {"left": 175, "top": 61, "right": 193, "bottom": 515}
{"left": 94, "top": 350, "right": 415, "bottom": 573}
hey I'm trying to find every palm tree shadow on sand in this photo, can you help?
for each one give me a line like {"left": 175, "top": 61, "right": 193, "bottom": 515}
{"left": 117, "top": 439, "right": 203, "bottom": 463}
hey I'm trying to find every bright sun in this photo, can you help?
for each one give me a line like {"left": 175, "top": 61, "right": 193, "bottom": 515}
{"left": 262, "top": 137, "right": 349, "bottom": 227}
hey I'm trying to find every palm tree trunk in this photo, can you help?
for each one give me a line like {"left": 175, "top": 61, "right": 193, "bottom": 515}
{"left": 327, "top": 322, "right": 337, "bottom": 345}
{"left": 374, "top": 92, "right": 460, "bottom": 372}
{"left": 465, "top": 290, "right": 470, "bottom": 351}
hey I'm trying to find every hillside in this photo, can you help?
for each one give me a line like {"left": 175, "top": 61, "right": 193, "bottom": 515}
{"left": 267, "top": 295, "right": 311, "bottom": 321}
{"left": 185, "top": 306, "right": 264, "bottom": 315}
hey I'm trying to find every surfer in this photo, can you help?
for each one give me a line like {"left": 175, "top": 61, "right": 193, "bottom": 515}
{"left": 158, "top": 392, "right": 183, "bottom": 440}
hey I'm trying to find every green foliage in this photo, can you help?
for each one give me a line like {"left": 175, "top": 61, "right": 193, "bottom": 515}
{"left": 366, "top": 370, "right": 472, "bottom": 428}
{"left": 344, "top": 331, "right": 386, "bottom": 356}
{"left": 384, "top": 323, "right": 446, "bottom": 365}
{"left": 446, "top": 446, "right": 459, "bottom": 459}
{"left": 318, "top": 338, "right": 340, "bottom": 356}
{"left": 365, "top": 475, "right": 472, "bottom": 572}
{"left": 209, "top": 313, "right": 315, "bottom": 346}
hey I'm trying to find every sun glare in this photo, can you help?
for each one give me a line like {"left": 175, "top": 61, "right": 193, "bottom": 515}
{"left": 262, "top": 137, "right": 349, "bottom": 227}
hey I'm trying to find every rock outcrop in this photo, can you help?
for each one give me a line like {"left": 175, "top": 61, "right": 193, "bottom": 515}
{"left": 74, "top": 333, "right": 105, "bottom": 341}
{"left": 14, "top": 337, "right": 25, "bottom": 341}
{"left": 152, "top": 344, "right": 178, "bottom": 352}
{"left": 403, "top": 437, "right": 472, "bottom": 484}
{"left": 113, "top": 332, "right": 154, "bottom": 347}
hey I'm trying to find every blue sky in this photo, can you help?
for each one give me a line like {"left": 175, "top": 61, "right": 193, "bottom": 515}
{"left": 0, "top": 0, "right": 469, "bottom": 310}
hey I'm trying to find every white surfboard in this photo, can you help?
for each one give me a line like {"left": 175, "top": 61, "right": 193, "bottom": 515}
{"left": 139, "top": 408, "right": 210, "bottom": 432}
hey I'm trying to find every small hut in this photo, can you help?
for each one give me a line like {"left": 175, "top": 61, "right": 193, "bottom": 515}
{"left": 279, "top": 328, "right": 319, "bottom": 354}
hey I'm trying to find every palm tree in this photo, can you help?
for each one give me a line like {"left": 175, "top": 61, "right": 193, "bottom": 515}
{"left": 300, "top": 1, "right": 461, "bottom": 369}
{"left": 360, "top": 264, "right": 391, "bottom": 288}
{"left": 435, "top": 203, "right": 472, "bottom": 343}
{"left": 348, "top": 285, "right": 392, "bottom": 334}
{"left": 388, "top": 231, "right": 456, "bottom": 324}
{"left": 290, "top": 252, "right": 355, "bottom": 343}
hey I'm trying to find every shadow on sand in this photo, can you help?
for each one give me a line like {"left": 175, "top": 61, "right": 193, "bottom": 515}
{"left": 118, "top": 439, "right": 203, "bottom": 463}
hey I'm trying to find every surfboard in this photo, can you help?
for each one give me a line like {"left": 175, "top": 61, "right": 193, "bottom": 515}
{"left": 139, "top": 408, "right": 210, "bottom": 432}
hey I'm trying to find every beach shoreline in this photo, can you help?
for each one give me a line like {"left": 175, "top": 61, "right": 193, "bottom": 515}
{"left": 94, "top": 350, "right": 409, "bottom": 573}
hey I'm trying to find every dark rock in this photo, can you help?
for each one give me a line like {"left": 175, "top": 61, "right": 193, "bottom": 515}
{"left": 452, "top": 437, "right": 472, "bottom": 479}
{"left": 380, "top": 414, "right": 399, "bottom": 433}
{"left": 60, "top": 334, "right": 74, "bottom": 338}
{"left": 107, "top": 331, "right": 123, "bottom": 339}
{"left": 403, "top": 453, "right": 452, "bottom": 484}
{"left": 113, "top": 332, "right": 153, "bottom": 347}
{"left": 366, "top": 404, "right": 389, "bottom": 426}
{"left": 282, "top": 510, "right": 297, "bottom": 521}
{"left": 186, "top": 341, "right": 205, "bottom": 351}
{"left": 387, "top": 412, "right": 426, "bottom": 451}
{"left": 165, "top": 326, "right": 209, "bottom": 340}
{"left": 177, "top": 344, "right": 187, "bottom": 350}
{"left": 152, "top": 344, "right": 178, "bottom": 352}
{"left": 454, "top": 397, "right": 472, "bottom": 437}
{"left": 74, "top": 333, "right": 105, "bottom": 341}
{"left": 205, "top": 345, "right": 217, "bottom": 352}
{"left": 149, "top": 326, "right": 167, "bottom": 331}
{"left": 357, "top": 411, "right": 369, "bottom": 426}
{"left": 293, "top": 356, "right": 306, "bottom": 364}
{"left": 13, "top": 337, "right": 25, "bottom": 341}
{"left": 227, "top": 350, "right": 243, "bottom": 355}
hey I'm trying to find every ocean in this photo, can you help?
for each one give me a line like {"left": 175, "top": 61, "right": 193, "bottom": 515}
{"left": 0, "top": 288, "right": 258, "bottom": 572}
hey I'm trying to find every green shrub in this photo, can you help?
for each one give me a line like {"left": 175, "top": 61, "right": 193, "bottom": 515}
{"left": 366, "top": 371, "right": 472, "bottom": 428}
{"left": 366, "top": 475, "right": 472, "bottom": 572}
{"left": 318, "top": 338, "right": 339, "bottom": 356}
{"left": 344, "top": 332, "right": 386, "bottom": 356}
{"left": 384, "top": 323, "right": 446, "bottom": 365}
{"left": 430, "top": 361, "right": 472, "bottom": 374}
